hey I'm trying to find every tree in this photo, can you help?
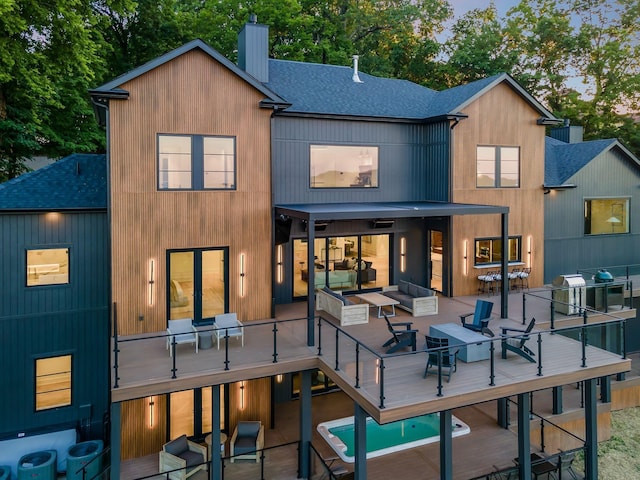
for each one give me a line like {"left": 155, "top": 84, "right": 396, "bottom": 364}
{"left": 0, "top": 0, "right": 105, "bottom": 181}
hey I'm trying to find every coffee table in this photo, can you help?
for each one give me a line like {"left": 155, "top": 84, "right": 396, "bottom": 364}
{"left": 355, "top": 292, "right": 400, "bottom": 318}
{"left": 429, "top": 323, "right": 491, "bottom": 362}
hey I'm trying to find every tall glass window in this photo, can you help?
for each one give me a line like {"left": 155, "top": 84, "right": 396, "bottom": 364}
{"left": 310, "top": 145, "right": 378, "bottom": 188}
{"left": 27, "top": 248, "right": 69, "bottom": 286}
{"left": 477, "top": 146, "right": 520, "bottom": 188}
{"left": 584, "top": 198, "right": 630, "bottom": 235}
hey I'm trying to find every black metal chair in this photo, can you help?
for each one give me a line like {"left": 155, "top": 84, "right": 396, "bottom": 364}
{"left": 424, "top": 335, "right": 459, "bottom": 382}
{"left": 501, "top": 318, "right": 536, "bottom": 363}
{"left": 382, "top": 314, "right": 417, "bottom": 354}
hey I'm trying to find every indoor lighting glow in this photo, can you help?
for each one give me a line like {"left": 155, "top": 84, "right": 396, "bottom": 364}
{"left": 44, "top": 212, "right": 61, "bottom": 222}
{"left": 239, "top": 254, "right": 246, "bottom": 297}
{"left": 148, "top": 396, "right": 155, "bottom": 428}
{"left": 463, "top": 240, "right": 468, "bottom": 276}
{"left": 276, "top": 374, "right": 284, "bottom": 384}
{"left": 148, "top": 259, "right": 155, "bottom": 306}
{"left": 276, "top": 245, "right": 284, "bottom": 284}
{"left": 239, "top": 381, "right": 246, "bottom": 410}
{"left": 400, "top": 237, "right": 406, "bottom": 273}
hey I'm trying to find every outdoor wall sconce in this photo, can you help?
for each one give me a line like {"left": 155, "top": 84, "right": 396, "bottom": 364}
{"left": 276, "top": 245, "right": 284, "bottom": 284}
{"left": 400, "top": 237, "right": 406, "bottom": 273}
{"left": 463, "top": 240, "right": 468, "bottom": 276}
{"left": 239, "top": 381, "right": 246, "bottom": 410}
{"left": 276, "top": 374, "right": 284, "bottom": 384}
{"left": 148, "top": 396, "right": 155, "bottom": 428}
{"left": 527, "top": 236, "right": 532, "bottom": 268}
{"left": 148, "top": 259, "right": 155, "bottom": 306}
{"left": 239, "top": 253, "right": 246, "bottom": 297}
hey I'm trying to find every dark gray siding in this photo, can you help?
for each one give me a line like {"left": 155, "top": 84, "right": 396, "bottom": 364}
{"left": 0, "top": 211, "right": 109, "bottom": 439}
{"left": 544, "top": 148, "right": 640, "bottom": 283}
{"left": 272, "top": 117, "right": 450, "bottom": 204}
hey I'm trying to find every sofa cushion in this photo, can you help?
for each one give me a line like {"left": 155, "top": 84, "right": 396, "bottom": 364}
{"left": 164, "top": 434, "right": 189, "bottom": 456}
{"left": 234, "top": 437, "right": 256, "bottom": 455}
{"left": 416, "top": 286, "right": 433, "bottom": 297}
{"left": 334, "top": 260, "right": 349, "bottom": 270}
{"left": 181, "top": 450, "right": 204, "bottom": 468}
{"left": 398, "top": 280, "right": 409, "bottom": 294}
{"left": 237, "top": 421, "right": 261, "bottom": 438}
{"left": 408, "top": 282, "right": 419, "bottom": 298}
{"left": 322, "top": 285, "right": 350, "bottom": 305}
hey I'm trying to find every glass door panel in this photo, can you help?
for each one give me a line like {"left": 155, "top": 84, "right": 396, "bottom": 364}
{"left": 169, "top": 390, "right": 194, "bottom": 439}
{"left": 202, "top": 250, "right": 225, "bottom": 322}
{"left": 201, "top": 386, "right": 226, "bottom": 433}
{"left": 430, "top": 231, "right": 443, "bottom": 292}
{"left": 169, "top": 251, "right": 194, "bottom": 320}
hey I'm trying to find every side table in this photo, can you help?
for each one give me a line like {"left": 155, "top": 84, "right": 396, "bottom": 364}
{"left": 199, "top": 331, "right": 214, "bottom": 350}
{"left": 205, "top": 432, "right": 228, "bottom": 460}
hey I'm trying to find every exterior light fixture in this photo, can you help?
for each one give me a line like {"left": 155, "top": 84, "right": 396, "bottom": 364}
{"left": 148, "top": 396, "right": 155, "bottom": 428}
{"left": 148, "top": 259, "right": 155, "bottom": 306}
{"left": 463, "top": 240, "right": 468, "bottom": 276}
{"left": 239, "top": 381, "right": 246, "bottom": 410}
{"left": 239, "top": 254, "right": 246, "bottom": 297}
{"left": 400, "top": 237, "right": 406, "bottom": 273}
{"left": 276, "top": 245, "right": 284, "bottom": 284}
{"left": 276, "top": 374, "right": 284, "bottom": 384}
{"left": 527, "top": 237, "right": 532, "bottom": 268}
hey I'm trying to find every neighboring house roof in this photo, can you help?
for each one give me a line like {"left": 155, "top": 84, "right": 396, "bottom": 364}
{"left": 0, "top": 154, "right": 107, "bottom": 211}
{"left": 90, "top": 39, "right": 288, "bottom": 107}
{"left": 544, "top": 137, "right": 639, "bottom": 186}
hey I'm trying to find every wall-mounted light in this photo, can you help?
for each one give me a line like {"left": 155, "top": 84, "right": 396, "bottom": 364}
{"left": 276, "top": 374, "right": 284, "bottom": 384}
{"left": 400, "top": 237, "right": 406, "bottom": 273}
{"left": 463, "top": 240, "right": 468, "bottom": 276}
{"left": 239, "top": 254, "right": 246, "bottom": 297}
{"left": 239, "top": 381, "right": 246, "bottom": 410}
{"left": 375, "top": 359, "right": 380, "bottom": 385}
{"left": 148, "top": 259, "right": 155, "bottom": 306}
{"left": 45, "top": 212, "right": 61, "bottom": 222}
{"left": 148, "top": 396, "right": 155, "bottom": 428}
{"left": 527, "top": 236, "right": 532, "bottom": 268}
{"left": 276, "top": 245, "right": 284, "bottom": 284}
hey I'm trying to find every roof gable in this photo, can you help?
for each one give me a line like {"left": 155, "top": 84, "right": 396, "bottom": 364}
{"left": 0, "top": 154, "right": 107, "bottom": 211}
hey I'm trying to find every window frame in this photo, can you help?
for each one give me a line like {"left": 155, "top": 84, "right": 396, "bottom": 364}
{"left": 474, "top": 236, "right": 522, "bottom": 267}
{"left": 34, "top": 354, "right": 73, "bottom": 412}
{"left": 157, "top": 134, "right": 236, "bottom": 191}
{"left": 26, "top": 246, "right": 70, "bottom": 287}
{"left": 476, "top": 145, "right": 520, "bottom": 188}
{"left": 309, "top": 144, "right": 379, "bottom": 189}
{"left": 584, "top": 197, "right": 630, "bottom": 236}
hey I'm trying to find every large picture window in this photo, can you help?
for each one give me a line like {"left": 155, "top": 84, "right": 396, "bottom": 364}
{"left": 310, "top": 145, "right": 378, "bottom": 188}
{"left": 475, "top": 237, "right": 521, "bottom": 266}
{"left": 27, "top": 248, "right": 69, "bottom": 286}
{"left": 585, "top": 198, "right": 630, "bottom": 235}
{"left": 158, "top": 134, "right": 235, "bottom": 190}
{"left": 35, "top": 355, "right": 72, "bottom": 411}
{"left": 477, "top": 146, "right": 520, "bottom": 188}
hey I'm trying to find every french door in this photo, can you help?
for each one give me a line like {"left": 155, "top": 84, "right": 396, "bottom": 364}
{"left": 167, "top": 247, "right": 228, "bottom": 325}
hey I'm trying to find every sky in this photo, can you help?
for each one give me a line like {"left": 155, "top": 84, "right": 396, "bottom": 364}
{"left": 448, "top": 0, "right": 520, "bottom": 17}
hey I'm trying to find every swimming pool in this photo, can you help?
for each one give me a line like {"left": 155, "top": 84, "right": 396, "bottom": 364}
{"left": 317, "top": 413, "right": 470, "bottom": 463}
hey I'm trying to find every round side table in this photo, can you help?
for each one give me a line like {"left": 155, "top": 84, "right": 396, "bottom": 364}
{"left": 205, "top": 432, "right": 228, "bottom": 460}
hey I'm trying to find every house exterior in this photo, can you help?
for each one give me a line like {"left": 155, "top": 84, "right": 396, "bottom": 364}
{"left": 81, "top": 18, "right": 629, "bottom": 480}
{"left": 544, "top": 125, "right": 640, "bottom": 283}
{"left": 0, "top": 154, "right": 109, "bottom": 473}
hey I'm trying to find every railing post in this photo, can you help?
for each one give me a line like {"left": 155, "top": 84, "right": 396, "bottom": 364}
{"left": 489, "top": 340, "right": 495, "bottom": 386}
{"left": 436, "top": 350, "right": 443, "bottom": 397}
{"left": 224, "top": 329, "right": 230, "bottom": 371}
{"left": 537, "top": 333, "right": 543, "bottom": 376}
{"left": 522, "top": 293, "right": 526, "bottom": 325}
{"left": 260, "top": 449, "right": 265, "bottom": 480}
{"left": 379, "top": 358, "right": 385, "bottom": 408}
{"left": 581, "top": 326, "right": 587, "bottom": 368}
{"left": 113, "top": 303, "right": 120, "bottom": 388}
{"left": 317, "top": 318, "right": 322, "bottom": 356}
{"left": 171, "top": 337, "right": 177, "bottom": 378}
{"left": 334, "top": 329, "right": 340, "bottom": 371}
{"left": 617, "top": 319, "right": 627, "bottom": 381}
{"left": 355, "top": 343, "right": 360, "bottom": 388}
{"left": 583, "top": 308, "right": 588, "bottom": 325}
{"left": 550, "top": 300, "right": 555, "bottom": 329}
{"left": 540, "top": 417, "right": 545, "bottom": 453}
{"left": 272, "top": 321, "right": 278, "bottom": 363}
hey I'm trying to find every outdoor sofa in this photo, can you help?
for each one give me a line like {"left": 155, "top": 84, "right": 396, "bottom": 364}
{"left": 382, "top": 280, "right": 438, "bottom": 316}
{"left": 316, "top": 286, "right": 369, "bottom": 326}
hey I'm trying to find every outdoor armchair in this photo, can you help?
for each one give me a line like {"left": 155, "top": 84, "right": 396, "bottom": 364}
{"left": 166, "top": 318, "right": 198, "bottom": 356}
{"left": 424, "top": 335, "right": 459, "bottom": 382}
{"left": 460, "top": 299, "right": 494, "bottom": 337}
{"left": 230, "top": 421, "right": 264, "bottom": 463}
{"left": 213, "top": 313, "right": 244, "bottom": 350}
{"left": 159, "top": 434, "right": 207, "bottom": 480}
{"left": 382, "top": 313, "right": 418, "bottom": 354}
{"left": 501, "top": 318, "right": 536, "bottom": 363}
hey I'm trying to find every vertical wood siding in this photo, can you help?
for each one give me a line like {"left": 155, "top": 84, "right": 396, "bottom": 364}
{"left": 109, "top": 50, "right": 273, "bottom": 336}
{"left": 451, "top": 83, "right": 546, "bottom": 296}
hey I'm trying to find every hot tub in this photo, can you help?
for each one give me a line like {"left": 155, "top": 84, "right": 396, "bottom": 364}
{"left": 317, "top": 413, "right": 470, "bottom": 463}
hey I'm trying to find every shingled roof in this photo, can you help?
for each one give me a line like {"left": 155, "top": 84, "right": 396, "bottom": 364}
{"left": 544, "top": 137, "right": 620, "bottom": 186}
{"left": 0, "top": 153, "right": 107, "bottom": 211}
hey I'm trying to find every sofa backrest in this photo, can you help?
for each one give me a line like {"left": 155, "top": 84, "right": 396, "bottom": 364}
{"left": 168, "top": 318, "right": 193, "bottom": 334}
{"left": 215, "top": 313, "right": 239, "bottom": 328}
{"left": 164, "top": 434, "right": 188, "bottom": 455}
{"left": 237, "top": 421, "right": 261, "bottom": 438}
{"left": 321, "top": 286, "right": 352, "bottom": 305}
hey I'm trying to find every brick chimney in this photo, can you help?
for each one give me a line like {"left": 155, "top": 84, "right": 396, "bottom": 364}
{"left": 237, "top": 14, "right": 269, "bottom": 83}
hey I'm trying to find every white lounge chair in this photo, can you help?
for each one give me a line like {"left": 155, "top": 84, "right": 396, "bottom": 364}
{"left": 166, "top": 318, "right": 198, "bottom": 356}
{"left": 213, "top": 313, "right": 244, "bottom": 350}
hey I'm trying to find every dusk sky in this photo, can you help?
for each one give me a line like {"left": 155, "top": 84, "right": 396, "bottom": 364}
{"left": 448, "top": 0, "right": 520, "bottom": 17}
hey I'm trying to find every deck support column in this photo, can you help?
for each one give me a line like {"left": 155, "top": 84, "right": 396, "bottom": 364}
{"left": 600, "top": 375, "right": 611, "bottom": 403}
{"left": 110, "top": 402, "right": 121, "bottom": 480}
{"left": 497, "top": 397, "right": 509, "bottom": 428}
{"left": 299, "top": 370, "right": 312, "bottom": 479}
{"left": 517, "top": 393, "right": 532, "bottom": 480}
{"left": 210, "top": 384, "right": 221, "bottom": 480}
{"left": 585, "top": 378, "right": 598, "bottom": 480}
{"left": 306, "top": 221, "right": 316, "bottom": 346}
{"left": 552, "top": 386, "right": 563, "bottom": 414}
{"left": 500, "top": 212, "right": 509, "bottom": 318}
{"left": 439, "top": 409, "right": 453, "bottom": 480}
{"left": 354, "top": 402, "right": 367, "bottom": 480}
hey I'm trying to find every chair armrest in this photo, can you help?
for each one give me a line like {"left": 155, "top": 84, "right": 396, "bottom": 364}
{"left": 459, "top": 313, "right": 473, "bottom": 322}
{"left": 501, "top": 327, "right": 528, "bottom": 335}
{"left": 391, "top": 321, "right": 414, "bottom": 330}
{"left": 382, "top": 285, "right": 398, "bottom": 292}
{"left": 257, "top": 425, "right": 265, "bottom": 450}
{"left": 230, "top": 427, "right": 239, "bottom": 445}
{"left": 187, "top": 439, "right": 208, "bottom": 459}
{"left": 159, "top": 451, "right": 186, "bottom": 471}
{"left": 392, "top": 328, "right": 418, "bottom": 335}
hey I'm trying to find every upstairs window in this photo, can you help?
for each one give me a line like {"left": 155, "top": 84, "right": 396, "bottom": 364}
{"left": 35, "top": 355, "right": 72, "bottom": 411}
{"left": 27, "top": 248, "right": 69, "bottom": 286}
{"left": 475, "top": 237, "right": 521, "bottom": 266}
{"left": 158, "top": 134, "right": 236, "bottom": 190}
{"left": 310, "top": 145, "right": 378, "bottom": 188}
{"left": 477, "top": 146, "right": 520, "bottom": 188}
{"left": 585, "top": 198, "right": 629, "bottom": 235}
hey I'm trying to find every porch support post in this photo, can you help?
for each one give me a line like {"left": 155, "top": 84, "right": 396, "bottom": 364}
{"left": 501, "top": 212, "right": 509, "bottom": 318}
{"left": 517, "top": 392, "right": 532, "bottom": 480}
{"left": 299, "top": 370, "right": 312, "bottom": 479}
{"left": 110, "top": 402, "right": 121, "bottom": 480}
{"left": 354, "top": 402, "right": 367, "bottom": 480}
{"left": 210, "top": 384, "right": 221, "bottom": 480}
{"left": 584, "top": 378, "right": 598, "bottom": 480}
{"left": 600, "top": 375, "right": 611, "bottom": 403}
{"left": 439, "top": 409, "right": 453, "bottom": 480}
{"left": 497, "top": 397, "right": 509, "bottom": 428}
{"left": 552, "top": 386, "right": 563, "bottom": 414}
{"left": 306, "top": 220, "right": 316, "bottom": 346}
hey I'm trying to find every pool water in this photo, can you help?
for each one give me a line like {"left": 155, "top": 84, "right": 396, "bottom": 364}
{"left": 317, "top": 413, "right": 470, "bottom": 462}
